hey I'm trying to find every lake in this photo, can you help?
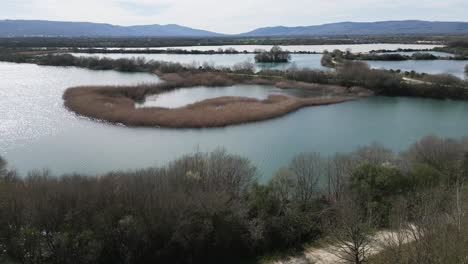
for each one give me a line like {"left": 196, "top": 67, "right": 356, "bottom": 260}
{"left": 3, "top": 61, "right": 468, "bottom": 180}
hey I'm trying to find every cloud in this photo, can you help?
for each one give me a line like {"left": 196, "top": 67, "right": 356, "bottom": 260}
{"left": 1, "top": 0, "right": 467, "bottom": 33}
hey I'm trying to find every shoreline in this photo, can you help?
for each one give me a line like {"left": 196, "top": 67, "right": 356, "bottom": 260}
{"left": 63, "top": 72, "right": 372, "bottom": 128}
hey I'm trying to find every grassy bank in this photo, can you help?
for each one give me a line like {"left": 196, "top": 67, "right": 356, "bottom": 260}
{"left": 63, "top": 72, "right": 369, "bottom": 128}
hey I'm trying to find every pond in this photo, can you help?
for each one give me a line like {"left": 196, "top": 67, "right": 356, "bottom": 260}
{"left": 135, "top": 85, "right": 317, "bottom": 108}
{"left": 3, "top": 62, "right": 468, "bottom": 180}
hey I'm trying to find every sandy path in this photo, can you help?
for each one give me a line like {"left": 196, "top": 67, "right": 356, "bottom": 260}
{"left": 271, "top": 228, "right": 415, "bottom": 264}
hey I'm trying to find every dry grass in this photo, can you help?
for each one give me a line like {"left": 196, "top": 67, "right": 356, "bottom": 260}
{"left": 63, "top": 72, "right": 372, "bottom": 128}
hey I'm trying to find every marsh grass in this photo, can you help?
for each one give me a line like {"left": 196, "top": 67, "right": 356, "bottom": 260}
{"left": 63, "top": 72, "right": 369, "bottom": 128}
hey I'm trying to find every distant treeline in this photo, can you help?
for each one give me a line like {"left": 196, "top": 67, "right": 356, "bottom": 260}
{"left": 67, "top": 47, "right": 320, "bottom": 55}
{"left": 2, "top": 135, "right": 468, "bottom": 263}
{"left": 76, "top": 47, "right": 249, "bottom": 54}
{"left": 369, "top": 48, "right": 434, "bottom": 53}
{"left": 0, "top": 35, "right": 449, "bottom": 48}
{"left": 351, "top": 52, "right": 467, "bottom": 61}
{"left": 323, "top": 48, "right": 468, "bottom": 61}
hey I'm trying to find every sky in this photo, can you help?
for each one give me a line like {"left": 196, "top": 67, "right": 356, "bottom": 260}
{"left": 1, "top": 0, "right": 468, "bottom": 34}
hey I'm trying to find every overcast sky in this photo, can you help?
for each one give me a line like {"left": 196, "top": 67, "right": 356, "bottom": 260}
{"left": 2, "top": 0, "right": 468, "bottom": 33}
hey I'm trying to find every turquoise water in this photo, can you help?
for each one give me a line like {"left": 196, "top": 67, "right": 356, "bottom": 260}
{"left": 3, "top": 62, "right": 468, "bottom": 180}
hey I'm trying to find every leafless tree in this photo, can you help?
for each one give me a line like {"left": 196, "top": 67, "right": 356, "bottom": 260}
{"left": 405, "top": 135, "right": 462, "bottom": 174}
{"left": 289, "top": 153, "right": 325, "bottom": 207}
{"left": 326, "top": 153, "right": 355, "bottom": 203}
{"left": 326, "top": 195, "right": 376, "bottom": 264}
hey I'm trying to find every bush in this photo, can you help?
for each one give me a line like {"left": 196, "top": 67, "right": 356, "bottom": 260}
{"left": 411, "top": 52, "right": 438, "bottom": 60}
{"left": 320, "top": 51, "right": 334, "bottom": 67}
{"left": 350, "top": 163, "right": 411, "bottom": 226}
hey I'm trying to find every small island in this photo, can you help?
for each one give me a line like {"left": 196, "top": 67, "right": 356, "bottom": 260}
{"left": 254, "top": 46, "right": 291, "bottom": 63}
{"left": 63, "top": 72, "right": 371, "bottom": 128}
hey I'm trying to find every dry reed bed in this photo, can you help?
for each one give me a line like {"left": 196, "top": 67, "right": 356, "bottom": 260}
{"left": 63, "top": 72, "right": 372, "bottom": 128}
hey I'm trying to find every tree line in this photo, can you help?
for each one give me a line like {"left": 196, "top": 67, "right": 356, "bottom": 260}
{"left": 2, "top": 135, "right": 468, "bottom": 263}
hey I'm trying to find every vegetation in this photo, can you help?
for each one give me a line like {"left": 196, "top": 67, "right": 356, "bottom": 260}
{"left": 254, "top": 46, "right": 291, "bottom": 63}
{"left": 434, "top": 39, "right": 468, "bottom": 57}
{"left": 3, "top": 135, "right": 468, "bottom": 263}
{"left": 326, "top": 51, "right": 466, "bottom": 61}
{"left": 316, "top": 50, "right": 468, "bottom": 100}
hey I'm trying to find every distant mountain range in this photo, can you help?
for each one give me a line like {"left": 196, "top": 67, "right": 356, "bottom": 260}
{"left": 241, "top": 21, "right": 468, "bottom": 36}
{"left": 0, "top": 20, "right": 223, "bottom": 37}
{"left": 1, "top": 20, "right": 468, "bottom": 37}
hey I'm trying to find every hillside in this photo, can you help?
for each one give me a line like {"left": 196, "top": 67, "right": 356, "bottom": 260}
{"left": 0, "top": 20, "right": 223, "bottom": 37}
{"left": 241, "top": 20, "right": 468, "bottom": 36}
